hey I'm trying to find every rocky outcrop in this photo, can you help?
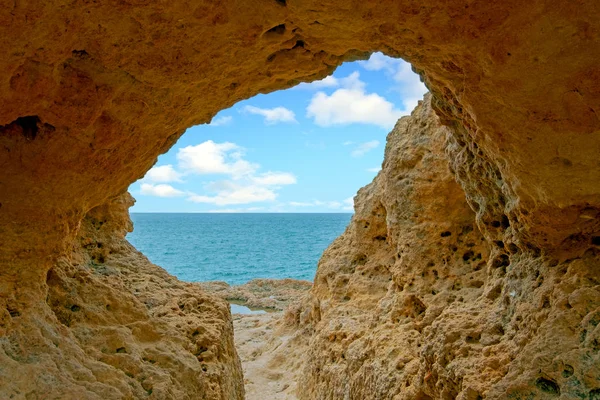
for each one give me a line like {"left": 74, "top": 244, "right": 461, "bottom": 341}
{"left": 291, "top": 95, "right": 600, "bottom": 399}
{"left": 1, "top": 1, "right": 600, "bottom": 399}
{"left": 1, "top": 194, "right": 243, "bottom": 399}
{"left": 199, "top": 279, "right": 312, "bottom": 311}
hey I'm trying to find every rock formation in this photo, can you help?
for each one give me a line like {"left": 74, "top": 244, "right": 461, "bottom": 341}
{"left": 1, "top": 0, "right": 599, "bottom": 398}
{"left": 291, "top": 95, "right": 600, "bottom": 399}
{"left": 200, "top": 279, "right": 312, "bottom": 311}
{"left": 1, "top": 193, "right": 243, "bottom": 398}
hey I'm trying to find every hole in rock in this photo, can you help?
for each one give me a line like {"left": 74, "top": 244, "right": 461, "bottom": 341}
{"left": 535, "top": 377, "right": 560, "bottom": 395}
{"left": 125, "top": 53, "right": 427, "bottom": 397}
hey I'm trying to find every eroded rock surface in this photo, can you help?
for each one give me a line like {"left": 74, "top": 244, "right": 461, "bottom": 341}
{"left": 1, "top": 1, "right": 600, "bottom": 399}
{"left": 1, "top": 194, "right": 243, "bottom": 399}
{"left": 291, "top": 96, "right": 600, "bottom": 399}
{"left": 200, "top": 279, "right": 312, "bottom": 311}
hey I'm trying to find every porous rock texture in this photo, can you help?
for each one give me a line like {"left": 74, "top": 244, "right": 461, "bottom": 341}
{"left": 199, "top": 279, "right": 312, "bottom": 311}
{"left": 1, "top": 0, "right": 600, "bottom": 399}
{"left": 1, "top": 193, "right": 243, "bottom": 398}
{"left": 291, "top": 95, "right": 600, "bottom": 399}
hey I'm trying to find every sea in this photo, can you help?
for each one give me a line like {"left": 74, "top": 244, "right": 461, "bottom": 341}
{"left": 127, "top": 213, "right": 352, "bottom": 285}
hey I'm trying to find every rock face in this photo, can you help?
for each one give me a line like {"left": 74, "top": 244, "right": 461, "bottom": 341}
{"left": 199, "top": 279, "right": 312, "bottom": 311}
{"left": 292, "top": 96, "right": 600, "bottom": 399}
{"left": 1, "top": 1, "right": 600, "bottom": 399}
{"left": 1, "top": 194, "right": 244, "bottom": 399}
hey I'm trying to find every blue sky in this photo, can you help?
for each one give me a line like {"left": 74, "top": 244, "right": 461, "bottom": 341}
{"left": 129, "top": 53, "right": 427, "bottom": 213}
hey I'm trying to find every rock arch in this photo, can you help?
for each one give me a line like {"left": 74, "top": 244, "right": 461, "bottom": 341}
{"left": 0, "top": 1, "right": 599, "bottom": 398}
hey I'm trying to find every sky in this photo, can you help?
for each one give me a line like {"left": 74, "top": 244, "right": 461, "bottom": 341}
{"left": 129, "top": 53, "right": 427, "bottom": 213}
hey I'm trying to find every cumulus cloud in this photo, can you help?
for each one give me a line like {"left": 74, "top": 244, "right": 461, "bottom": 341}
{"left": 252, "top": 171, "right": 297, "bottom": 186}
{"left": 306, "top": 72, "right": 404, "bottom": 129}
{"left": 295, "top": 75, "right": 340, "bottom": 90}
{"left": 143, "top": 164, "right": 182, "bottom": 183}
{"left": 243, "top": 105, "right": 297, "bottom": 124}
{"left": 367, "top": 167, "right": 382, "bottom": 173}
{"left": 173, "top": 140, "right": 298, "bottom": 205}
{"left": 140, "top": 183, "right": 185, "bottom": 197}
{"left": 188, "top": 183, "right": 278, "bottom": 205}
{"left": 209, "top": 115, "right": 232, "bottom": 126}
{"left": 289, "top": 201, "right": 315, "bottom": 207}
{"left": 351, "top": 140, "right": 380, "bottom": 157}
{"left": 289, "top": 197, "right": 354, "bottom": 211}
{"left": 139, "top": 141, "right": 296, "bottom": 205}
{"left": 177, "top": 140, "right": 258, "bottom": 178}
{"left": 360, "top": 52, "right": 428, "bottom": 112}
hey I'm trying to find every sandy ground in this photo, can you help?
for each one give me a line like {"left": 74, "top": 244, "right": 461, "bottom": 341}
{"left": 202, "top": 278, "right": 311, "bottom": 399}
{"left": 233, "top": 312, "right": 301, "bottom": 399}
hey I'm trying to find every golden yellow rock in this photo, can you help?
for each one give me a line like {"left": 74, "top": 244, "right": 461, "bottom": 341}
{"left": 1, "top": 1, "right": 600, "bottom": 399}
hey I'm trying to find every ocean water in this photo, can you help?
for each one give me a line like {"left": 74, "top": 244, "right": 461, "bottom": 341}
{"left": 127, "top": 213, "right": 352, "bottom": 285}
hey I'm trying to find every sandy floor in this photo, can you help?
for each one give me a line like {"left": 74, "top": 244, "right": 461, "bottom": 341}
{"left": 201, "top": 278, "right": 311, "bottom": 399}
{"left": 233, "top": 311, "right": 304, "bottom": 400}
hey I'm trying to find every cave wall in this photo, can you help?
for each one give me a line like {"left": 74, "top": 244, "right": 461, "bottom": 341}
{"left": 292, "top": 95, "right": 600, "bottom": 399}
{"left": 1, "top": 0, "right": 599, "bottom": 398}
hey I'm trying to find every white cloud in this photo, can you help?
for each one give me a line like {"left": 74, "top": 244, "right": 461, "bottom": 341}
{"left": 342, "top": 197, "right": 354, "bottom": 211}
{"left": 143, "top": 164, "right": 182, "bottom": 183}
{"left": 367, "top": 167, "right": 381, "bottom": 173}
{"left": 252, "top": 171, "right": 297, "bottom": 186}
{"left": 177, "top": 140, "right": 258, "bottom": 178}
{"left": 289, "top": 201, "right": 314, "bottom": 207}
{"left": 188, "top": 183, "right": 277, "bottom": 205}
{"left": 175, "top": 141, "right": 297, "bottom": 206}
{"left": 209, "top": 115, "right": 232, "bottom": 126}
{"left": 359, "top": 52, "right": 397, "bottom": 72}
{"left": 289, "top": 198, "right": 354, "bottom": 211}
{"left": 360, "top": 52, "right": 427, "bottom": 112}
{"left": 243, "top": 105, "right": 297, "bottom": 125}
{"left": 306, "top": 72, "right": 405, "bottom": 129}
{"left": 351, "top": 140, "right": 380, "bottom": 157}
{"left": 342, "top": 141, "right": 354, "bottom": 146}
{"left": 296, "top": 75, "right": 340, "bottom": 90}
{"left": 207, "top": 207, "right": 265, "bottom": 213}
{"left": 140, "top": 183, "right": 184, "bottom": 198}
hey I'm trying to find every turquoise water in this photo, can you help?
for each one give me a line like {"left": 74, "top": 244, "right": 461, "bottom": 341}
{"left": 127, "top": 213, "right": 352, "bottom": 285}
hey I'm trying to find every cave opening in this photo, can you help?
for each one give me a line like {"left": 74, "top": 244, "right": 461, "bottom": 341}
{"left": 122, "top": 53, "right": 426, "bottom": 397}
{"left": 125, "top": 52, "right": 426, "bottom": 286}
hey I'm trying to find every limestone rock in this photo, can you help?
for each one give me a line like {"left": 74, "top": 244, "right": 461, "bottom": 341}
{"left": 1, "top": 1, "right": 600, "bottom": 399}
{"left": 199, "top": 279, "right": 312, "bottom": 311}
{"left": 293, "top": 95, "right": 600, "bottom": 399}
{"left": 1, "top": 194, "right": 244, "bottom": 399}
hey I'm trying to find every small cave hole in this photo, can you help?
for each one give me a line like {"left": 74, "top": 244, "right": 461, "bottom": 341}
{"left": 116, "top": 347, "right": 127, "bottom": 354}
{"left": 490, "top": 220, "right": 501, "bottom": 228}
{"left": 462, "top": 251, "right": 474, "bottom": 261}
{"left": 492, "top": 254, "right": 510, "bottom": 269}
{"left": 535, "top": 378, "right": 560, "bottom": 395}
{"left": 7, "top": 307, "right": 20, "bottom": 318}
{"left": 494, "top": 240, "right": 505, "bottom": 248}
{"left": 590, "top": 389, "right": 600, "bottom": 399}
{"left": 562, "top": 365, "right": 574, "bottom": 378}
{"left": 293, "top": 40, "right": 305, "bottom": 49}
{"left": 275, "top": 0, "right": 286, "bottom": 6}
{"left": 265, "top": 24, "right": 286, "bottom": 35}
{"left": 591, "top": 236, "right": 600, "bottom": 246}
{"left": 70, "top": 305, "right": 81, "bottom": 312}
{"left": 440, "top": 231, "right": 451, "bottom": 237}
{"left": 10, "top": 116, "right": 41, "bottom": 140}
{"left": 72, "top": 49, "right": 89, "bottom": 58}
